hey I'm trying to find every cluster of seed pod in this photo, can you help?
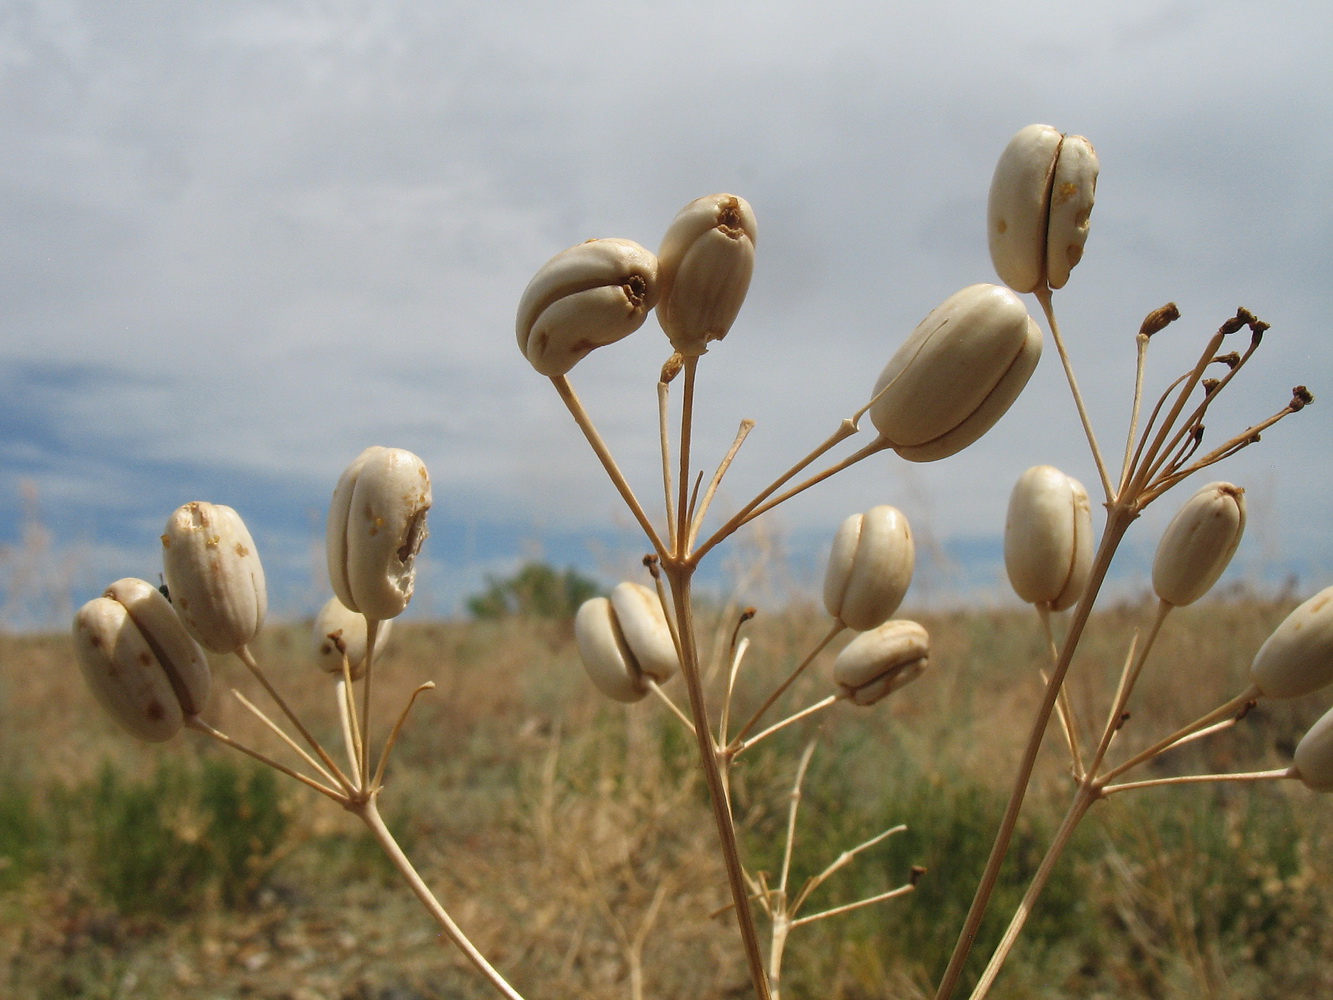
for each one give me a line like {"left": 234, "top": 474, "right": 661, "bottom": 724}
{"left": 72, "top": 447, "right": 432, "bottom": 740}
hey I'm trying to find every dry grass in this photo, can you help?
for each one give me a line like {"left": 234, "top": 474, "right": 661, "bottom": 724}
{"left": 3, "top": 597, "right": 1333, "bottom": 999}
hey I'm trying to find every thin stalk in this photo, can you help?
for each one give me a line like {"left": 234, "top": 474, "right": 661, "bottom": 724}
{"left": 730, "top": 622, "right": 844, "bottom": 750}
{"left": 732, "top": 695, "right": 840, "bottom": 758}
{"left": 790, "top": 882, "right": 916, "bottom": 928}
{"left": 372, "top": 681, "right": 436, "bottom": 791}
{"left": 646, "top": 678, "right": 697, "bottom": 736}
{"left": 1101, "top": 766, "right": 1295, "bottom": 797}
{"left": 1035, "top": 288, "right": 1113, "bottom": 501}
{"left": 338, "top": 656, "right": 364, "bottom": 782}
{"left": 791, "top": 824, "right": 909, "bottom": 916}
{"left": 360, "top": 618, "right": 380, "bottom": 789}
{"left": 779, "top": 743, "right": 817, "bottom": 899}
{"left": 353, "top": 795, "right": 526, "bottom": 1000}
{"left": 719, "top": 635, "right": 751, "bottom": 749}
{"left": 688, "top": 419, "right": 756, "bottom": 551}
{"left": 551, "top": 374, "right": 668, "bottom": 557}
{"left": 659, "top": 378, "right": 677, "bottom": 544}
{"left": 1099, "top": 684, "right": 1262, "bottom": 784}
{"left": 676, "top": 357, "right": 700, "bottom": 558}
{"left": 186, "top": 717, "right": 344, "bottom": 800}
{"left": 1086, "top": 601, "right": 1171, "bottom": 777}
{"left": 934, "top": 505, "right": 1135, "bottom": 1000}
{"left": 1119, "top": 332, "right": 1151, "bottom": 495}
{"left": 231, "top": 688, "right": 345, "bottom": 792}
{"left": 1036, "top": 604, "right": 1085, "bottom": 779}
{"left": 665, "top": 566, "right": 773, "bottom": 1000}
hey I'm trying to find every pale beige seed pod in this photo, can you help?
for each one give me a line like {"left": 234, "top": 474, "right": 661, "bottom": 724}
{"left": 1249, "top": 586, "right": 1333, "bottom": 699}
{"left": 823, "top": 505, "right": 914, "bottom": 631}
{"left": 1004, "top": 465, "right": 1094, "bottom": 611}
{"left": 573, "top": 582, "right": 678, "bottom": 703}
{"left": 655, "top": 193, "right": 757, "bottom": 357}
{"left": 833, "top": 620, "right": 929, "bottom": 706}
{"left": 1294, "top": 703, "right": 1333, "bottom": 792}
{"left": 72, "top": 578, "right": 211, "bottom": 742}
{"left": 869, "top": 284, "right": 1042, "bottom": 462}
{"left": 162, "top": 502, "right": 267, "bottom": 653}
{"left": 311, "top": 595, "right": 394, "bottom": 681}
{"left": 326, "top": 446, "right": 431, "bottom": 622}
{"left": 988, "top": 124, "right": 1099, "bottom": 293}
{"left": 515, "top": 237, "right": 660, "bottom": 376}
{"left": 1151, "top": 482, "right": 1246, "bottom": 607}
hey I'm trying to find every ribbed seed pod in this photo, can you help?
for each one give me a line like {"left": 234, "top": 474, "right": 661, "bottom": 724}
{"left": 311, "top": 595, "right": 393, "bottom": 681}
{"left": 516, "top": 238, "right": 660, "bottom": 376}
{"left": 72, "top": 578, "right": 211, "bottom": 742}
{"left": 988, "top": 124, "right": 1099, "bottom": 293}
{"left": 326, "top": 446, "right": 431, "bottom": 622}
{"left": 655, "top": 193, "right": 757, "bottom": 357}
{"left": 1004, "top": 465, "right": 1094, "bottom": 611}
{"left": 823, "top": 505, "right": 914, "bottom": 631}
{"left": 1151, "top": 482, "right": 1246, "bottom": 607}
{"left": 1294, "top": 704, "right": 1333, "bottom": 792}
{"left": 162, "top": 502, "right": 267, "bottom": 653}
{"left": 833, "top": 620, "right": 929, "bottom": 706}
{"left": 573, "top": 582, "right": 678, "bottom": 703}
{"left": 868, "top": 284, "right": 1042, "bottom": 462}
{"left": 1249, "top": 586, "right": 1333, "bottom": 699}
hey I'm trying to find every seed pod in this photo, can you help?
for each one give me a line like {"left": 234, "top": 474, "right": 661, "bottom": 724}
{"left": 824, "top": 506, "right": 914, "bottom": 631}
{"left": 988, "top": 124, "right": 1099, "bottom": 293}
{"left": 655, "top": 193, "right": 757, "bottom": 357}
{"left": 72, "top": 578, "right": 211, "bottom": 742}
{"left": 1004, "top": 465, "right": 1094, "bottom": 611}
{"left": 326, "top": 446, "right": 431, "bottom": 622}
{"left": 573, "top": 582, "right": 678, "bottom": 703}
{"left": 311, "top": 595, "right": 394, "bottom": 681}
{"left": 869, "top": 284, "right": 1042, "bottom": 462}
{"left": 162, "top": 502, "right": 267, "bottom": 653}
{"left": 1249, "top": 586, "right": 1333, "bottom": 699}
{"left": 1151, "top": 482, "right": 1246, "bottom": 607}
{"left": 516, "top": 238, "right": 660, "bottom": 376}
{"left": 1294, "top": 704, "right": 1333, "bottom": 792}
{"left": 833, "top": 620, "right": 929, "bottom": 706}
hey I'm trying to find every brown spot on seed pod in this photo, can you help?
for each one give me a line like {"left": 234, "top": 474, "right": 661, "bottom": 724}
{"left": 1052, "top": 180, "right": 1077, "bottom": 206}
{"left": 716, "top": 196, "right": 745, "bottom": 238}
{"left": 161, "top": 534, "right": 171, "bottom": 548}
{"left": 139, "top": 652, "right": 152, "bottom": 666}
{"left": 145, "top": 700, "right": 166, "bottom": 721}
{"left": 234, "top": 542, "right": 249, "bottom": 558}
{"left": 995, "top": 218, "right": 1008, "bottom": 235}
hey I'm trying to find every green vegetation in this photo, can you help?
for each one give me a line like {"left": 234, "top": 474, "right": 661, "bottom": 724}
{"left": 465, "top": 561, "right": 602, "bottom": 620}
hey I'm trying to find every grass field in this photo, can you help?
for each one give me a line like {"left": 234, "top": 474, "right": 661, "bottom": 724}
{"left": 3, "top": 597, "right": 1332, "bottom": 999}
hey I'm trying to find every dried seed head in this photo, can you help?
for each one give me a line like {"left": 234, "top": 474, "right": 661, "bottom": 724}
{"left": 1004, "top": 465, "right": 1094, "bottom": 611}
{"left": 655, "top": 193, "right": 757, "bottom": 357}
{"left": 573, "top": 583, "right": 678, "bottom": 703}
{"left": 326, "top": 446, "right": 431, "bottom": 622}
{"left": 869, "top": 284, "right": 1042, "bottom": 462}
{"left": 833, "top": 620, "right": 930, "bottom": 706}
{"left": 516, "top": 238, "right": 660, "bottom": 376}
{"left": 1294, "top": 704, "right": 1333, "bottom": 792}
{"left": 823, "top": 505, "right": 915, "bottom": 630}
{"left": 988, "top": 124, "right": 1098, "bottom": 293}
{"left": 1151, "top": 482, "right": 1246, "bottom": 607}
{"left": 311, "top": 595, "right": 393, "bottom": 681}
{"left": 161, "top": 502, "right": 267, "bottom": 653}
{"left": 1249, "top": 586, "right": 1333, "bottom": 699}
{"left": 72, "top": 578, "right": 211, "bottom": 742}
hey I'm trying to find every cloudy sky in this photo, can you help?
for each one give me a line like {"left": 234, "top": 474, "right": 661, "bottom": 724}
{"left": 3, "top": 0, "right": 1331, "bottom": 628}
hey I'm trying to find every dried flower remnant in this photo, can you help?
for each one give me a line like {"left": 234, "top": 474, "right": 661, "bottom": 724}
{"left": 312, "top": 595, "right": 394, "bottom": 681}
{"left": 326, "top": 446, "right": 432, "bottom": 622}
{"left": 1150, "top": 481, "right": 1246, "bottom": 607}
{"left": 655, "top": 193, "right": 757, "bottom": 356}
{"left": 833, "top": 619, "right": 930, "bottom": 705}
{"left": 1004, "top": 465, "right": 1094, "bottom": 611}
{"left": 1249, "top": 585, "right": 1333, "bottom": 698}
{"left": 869, "top": 284, "right": 1042, "bottom": 462}
{"left": 823, "top": 505, "right": 915, "bottom": 630}
{"left": 574, "top": 582, "right": 678, "bottom": 703}
{"left": 72, "top": 577, "right": 211, "bottom": 742}
{"left": 516, "top": 237, "right": 660, "bottom": 376}
{"left": 161, "top": 501, "right": 267, "bottom": 653}
{"left": 988, "top": 124, "right": 1099, "bottom": 293}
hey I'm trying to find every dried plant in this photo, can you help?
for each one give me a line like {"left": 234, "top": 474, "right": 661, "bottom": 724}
{"left": 68, "top": 123, "right": 1328, "bottom": 1000}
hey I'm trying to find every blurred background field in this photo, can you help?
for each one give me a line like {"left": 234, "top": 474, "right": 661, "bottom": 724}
{"left": 2, "top": 596, "right": 1332, "bottom": 1000}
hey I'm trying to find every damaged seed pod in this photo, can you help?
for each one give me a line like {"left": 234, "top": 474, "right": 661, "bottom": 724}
{"left": 327, "top": 446, "right": 431, "bottom": 622}
{"left": 1249, "top": 586, "right": 1333, "bottom": 699}
{"left": 574, "top": 582, "right": 678, "bottom": 703}
{"left": 72, "top": 578, "right": 211, "bottom": 742}
{"left": 655, "top": 193, "right": 757, "bottom": 357}
{"left": 988, "top": 124, "right": 1099, "bottom": 293}
{"left": 162, "top": 502, "right": 267, "bottom": 653}
{"left": 833, "top": 620, "right": 930, "bottom": 706}
{"left": 824, "top": 505, "right": 914, "bottom": 631}
{"left": 516, "top": 238, "right": 660, "bottom": 376}
{"left": 1151, "top": 482, "right": 1246, "bottom": 607}
{"left": 1294, "top": 703, "right": 1333, "bottom": 792}
{"left": 312, "top": 595, "right": 393, "bottom": 681}
{"left": 1004, "top": 465, "right": 1094, "bottom": 611}
{"left": 869, "top": 284, "right": 1042, "bottom": 462}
